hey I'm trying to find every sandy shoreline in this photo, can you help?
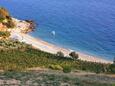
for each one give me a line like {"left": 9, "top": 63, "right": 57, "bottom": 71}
{"left": 10, "top": 29, "right": 112, "bottom": 64}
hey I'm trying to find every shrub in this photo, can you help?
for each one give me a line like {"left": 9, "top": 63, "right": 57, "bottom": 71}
{"left": 49, "top": 64, "right": 63, "bottom": 70}
{"left": 69, "top": 51, "right": 79, "bottom": 60}
{"left": 112, "top": 84, "right": 115, "bottom": 86}
{"left": 0, "top": 31, "right": 10, "bottom": 37}
{"left": 56, "top": 51, "right": 64, "bottom": 57}
{"left": 63, "top": 66, "right": 71, "bottom": 73}
{"left": 3, "top": 19, "right": 15, "bottom": 28}
{"left": 0, "top": 39, "right": 114, "bottom": 74}
{"left": 109, "top": 64, "right": 115, "bottom": 73}
{"left": 0, "top": 18, "right": 4, "bottom": 22}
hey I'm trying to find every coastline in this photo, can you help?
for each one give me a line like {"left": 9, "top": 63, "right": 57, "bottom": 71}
{"left": 10, "top": 30, "right": 112, "bottom": 64}
{"left": 8, "top": 18, "right": 112, "bottom": 64}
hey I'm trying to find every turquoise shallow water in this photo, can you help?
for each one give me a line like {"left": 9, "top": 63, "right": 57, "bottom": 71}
{"left": 0, "top": 0, "right": 115, "bottom": 61}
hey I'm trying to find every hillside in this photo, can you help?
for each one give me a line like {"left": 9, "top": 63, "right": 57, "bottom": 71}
{"left": 0, "top": 7, "right": 10, "bottom": 18}
{"left": 0, "top": 7, "right": 15, "bottom": 29}
{"left": 0, "top": 7, "right": 35, "bottom": 39}
{"left": 0, "top": 39, "right": 115, "bottom": 74}
{"left": 0, "top": 7, "right": 115, "bottom": 86}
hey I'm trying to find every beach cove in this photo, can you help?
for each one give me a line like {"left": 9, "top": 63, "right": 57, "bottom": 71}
{"left": 0, "top": 2, "right": 115, "bottom": 86}
{"left": 5, "top": 17, "right": 111, "bottom": 64}
{"left": 11, "top": 32, "right": 112, "bottom": 64}
{"left": 10, "top": 20, "right": 112, "bottom": 64}
{"left": 1, "top": 0, "right": 115, "bottom": 63}
{"left": 1, "top": 0, "right": 115, "bottom": 61}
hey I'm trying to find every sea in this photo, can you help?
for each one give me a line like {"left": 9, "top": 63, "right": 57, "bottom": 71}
{"left": 0, "top": 0, "right": 115, "bottom": 61}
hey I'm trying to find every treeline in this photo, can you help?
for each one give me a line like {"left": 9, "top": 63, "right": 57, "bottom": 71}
{"left": 0, "top": 39, "right": 114, "bottom": 74}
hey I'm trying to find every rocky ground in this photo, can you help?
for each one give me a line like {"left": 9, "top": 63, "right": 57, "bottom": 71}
{"left": 0, "top": 69, "right": 114, "bottom": 86}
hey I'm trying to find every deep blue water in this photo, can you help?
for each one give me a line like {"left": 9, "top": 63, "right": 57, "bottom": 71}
{"left": 0, "top": 0, "right": 115, "bottom": 61}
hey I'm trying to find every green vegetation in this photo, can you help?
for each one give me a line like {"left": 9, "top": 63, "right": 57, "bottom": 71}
{"left": 63, "top": 66, "right": 72, "bottom": 73}
{"left": 4, "top": 19, "right": 15, "bottom": 28}
{"left": 0, "top": 71, "right": 113, "bottom": 86}
{"left": 69, "top": 51, "right": 79, "bottom": 60}
{"left": 0, "top": 31, "right": 10, "bottom": 38}
{"left": 0, "top": 39, "right": 114, "bottom": 74}
{"left": 56, "top": 51, "right": 64, "bottom": 57}
{"left": 109, "top": 64, "right": 115, "bottom": 73}
{"left": 0, "top": 48, "right": 108, "bottom": 72}
{"left": 0, "top": 18, "right": 4, "bottom": 22}
{"left": 49, "top": 64, "right": 63, "bottom": 70}
{"left": 0, "top": 39, "right": 31, "bottom": 50}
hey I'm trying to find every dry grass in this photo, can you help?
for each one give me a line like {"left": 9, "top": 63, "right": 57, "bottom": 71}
{"left": 0, "top": 70, "right": 114, "bottom": 86}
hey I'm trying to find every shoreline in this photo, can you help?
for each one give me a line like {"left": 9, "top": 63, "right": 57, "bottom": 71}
{"left": 10, "top": 30, "right": 112, "bottom": 64}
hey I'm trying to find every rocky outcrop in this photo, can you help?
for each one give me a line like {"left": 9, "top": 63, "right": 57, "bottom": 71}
{"left": 25, "top": 20, "right": 36, "bottom": 31}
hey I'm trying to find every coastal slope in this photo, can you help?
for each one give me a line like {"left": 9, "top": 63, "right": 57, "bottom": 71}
{"left": 10, "top": 29, "right": 112, "bottom": 64}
